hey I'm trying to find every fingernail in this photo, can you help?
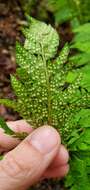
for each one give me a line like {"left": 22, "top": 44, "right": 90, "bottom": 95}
{"left": 29, "top": 126, "right": 60, "bottom": 154}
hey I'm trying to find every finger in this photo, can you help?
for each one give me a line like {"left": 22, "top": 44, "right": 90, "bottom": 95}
{"left": 0, "top": 131, "right": 20, "bottom": 153}
{"left": 42, "top": 145, "right": 69, "bottom": 179}
{"left": 0, "top": 126, "right": 60, "bottom": 190}
{"left": 49, "top": 145, "right": 69, "bottom": 169}
{"left": 7, "top": 120, "right": 33, "bottom": 133}
{"left": 43, "top": 164, "right": 69, "bottom": 179}
{"left": 0, "top": 120, "right": 33, "bottom": 152}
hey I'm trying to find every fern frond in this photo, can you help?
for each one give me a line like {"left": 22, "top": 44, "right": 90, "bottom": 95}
{"left": 0, "top": 117, "right": 15, "bottom": 135}
{"left": 0, "top": 17, "right": 89, "bottom": 141}
{"left": 22, "top": 16, "right": 59, "bottom": 60}
{"left": 0, "top": 99, "right": 17, "bottom": 110}
{"left": 9, "top": 17, "right": 90, "bottom": 142}
{"left": 56, "top": 43, "right": 69, "bottom": 65}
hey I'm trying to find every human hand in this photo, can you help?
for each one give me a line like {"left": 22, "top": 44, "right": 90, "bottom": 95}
{"left": 0, "top": 120, "right": 69, "bottom": 190}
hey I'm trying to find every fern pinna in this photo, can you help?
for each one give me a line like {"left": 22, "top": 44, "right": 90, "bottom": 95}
{"left": 0, "top": 17, "right": 90, "bottom": 190}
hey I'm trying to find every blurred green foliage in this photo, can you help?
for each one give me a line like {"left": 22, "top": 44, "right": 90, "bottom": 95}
{"left": 19, "top": 0, "right": 90, "bottom": 25}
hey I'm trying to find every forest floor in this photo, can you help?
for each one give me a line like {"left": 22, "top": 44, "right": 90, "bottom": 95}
{"left": 0, "top": 1, "right": 68, "bottom": 189}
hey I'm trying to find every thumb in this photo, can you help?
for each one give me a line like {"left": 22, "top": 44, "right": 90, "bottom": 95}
{"left": 0, "top": 126, "right": 60, "bottom": 190}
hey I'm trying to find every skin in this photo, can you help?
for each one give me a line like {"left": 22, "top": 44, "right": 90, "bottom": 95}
{"left": 0, "top": 120, "right": 69, "bottom": 190}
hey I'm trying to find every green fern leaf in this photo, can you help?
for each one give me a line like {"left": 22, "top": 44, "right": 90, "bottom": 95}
{"left": 22, "top": 16, "right": 59, "bottom": 60}
{"left": 10, "top": 17, "right": 90, "bottom": 142}
{"left": 0, "top": 117, "right": 14, "bottom": 135}
{"left": 0, "top": 17, "right": 89, "bottom": 142}
{"left": 0, "top": 99, "right": 17, "bottom": 110}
